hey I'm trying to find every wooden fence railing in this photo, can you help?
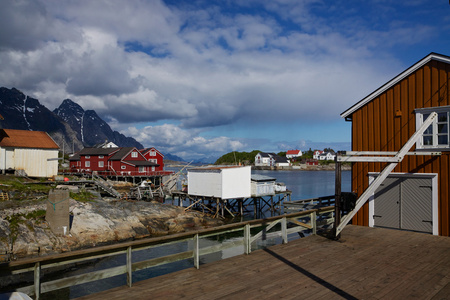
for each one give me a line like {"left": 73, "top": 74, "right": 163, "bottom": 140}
{"left": 0, "top": 207, "right": 334, "bottom": 299}
{"left": 283, "top": 195, "right": 335, "bottom": 212}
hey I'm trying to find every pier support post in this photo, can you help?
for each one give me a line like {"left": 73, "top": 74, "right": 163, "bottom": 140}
{"left": 281, "top": 217, "right": 288, "bottom": 244}
{"left": 127, "top": 246, "right": 132, "bottom": 287}
{"left": 34, "top": 262, "right": 40, "bottom": 300}
{"left": 194, "top": 234, "right": 200, "bottom": 269}
{"left": 334, "top": 157, "right": 342, "bottom": 240}
{"left": 239, "top": 199, "right": 243, "bottom": 216}
{"left": 244, "top": 224, "right": 251, "bottom": 254}
{"left": 310, "top": 211, "right": 317, "bottom": 235}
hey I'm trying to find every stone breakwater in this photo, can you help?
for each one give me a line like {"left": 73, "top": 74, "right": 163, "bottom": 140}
{"left": 0, "top": 199, "right": 223, "bottom": 261}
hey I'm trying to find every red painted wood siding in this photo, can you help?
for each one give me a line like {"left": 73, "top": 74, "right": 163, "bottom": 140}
{"left": 349, "top": 60, "right": 450, "bottom": 236}
{"left": 142, "top": 149, "right": 164, "bottom": 171}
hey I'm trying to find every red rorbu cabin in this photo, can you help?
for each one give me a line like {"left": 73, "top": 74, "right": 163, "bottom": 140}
{"left": 139, "top": 147, "right": 165, "bottom": 171}
{"left": 69, "top": 146, "right": 162, "bottom": 176}
{"left": 340, "top": 52, "right": 450, "bottom": 236}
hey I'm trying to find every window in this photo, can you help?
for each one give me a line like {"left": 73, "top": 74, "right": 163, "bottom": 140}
{"left": 98, "top": 161, "right": 104, "bottom": 168}
{"left": 99, "top": 155, "right": 104, "bottom": 159}
{"left": 150, "top": 150, "right": 156, "bottom": 156}
{"left": 131, "top": 151, "right": 138, "bottom": 158}
{"left": 150, "top": 159, "right": 157, "bottom": 164}
{"left": 85, "top": 161, "right": 90, "bottom": 167}
{"left": 139, "top": 166, "right": 145, "bottom": 173}
{"left": 85, "top": 156, "right": 90, "bottom": 159}
{"left": 416, "top": 106, "right": 450, "bottom": 149}
{"left": 121, "top": 165, "right": 126, "bottom": 170}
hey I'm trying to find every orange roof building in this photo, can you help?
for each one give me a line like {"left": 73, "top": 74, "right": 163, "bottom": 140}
{"left": 0, "top": 129, "right": 60, "bottom": 177}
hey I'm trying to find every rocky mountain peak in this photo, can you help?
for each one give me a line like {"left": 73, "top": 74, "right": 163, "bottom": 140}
{"left": 1, "top": 86, "right": 143, "bottom": 151}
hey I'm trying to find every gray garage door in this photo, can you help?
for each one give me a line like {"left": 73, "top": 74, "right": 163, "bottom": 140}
{"left": 373, "top": 176, "right": 433, "bottom": 233}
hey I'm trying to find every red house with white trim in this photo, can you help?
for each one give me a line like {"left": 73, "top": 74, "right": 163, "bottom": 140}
{"left": 69, "top": 147, "right": 162, "bottom": 176}
{"left": 139, "top": 147, "right": 165, "bottom": 171}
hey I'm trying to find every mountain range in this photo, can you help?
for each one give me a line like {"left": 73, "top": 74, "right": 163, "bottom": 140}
{"left": 0, "top": 87, "right": 143, "bottom": 152}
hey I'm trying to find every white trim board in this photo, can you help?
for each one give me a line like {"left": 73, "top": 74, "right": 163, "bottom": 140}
{"left": 368, "top": 172, "right": 439, "bottom": 236}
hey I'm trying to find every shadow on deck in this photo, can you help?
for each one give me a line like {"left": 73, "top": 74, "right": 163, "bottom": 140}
{"left": 76, "top": 225, "right": 450, "bottom": 300}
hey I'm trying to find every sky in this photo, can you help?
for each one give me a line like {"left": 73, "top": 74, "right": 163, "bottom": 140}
{"left": 1, "top": 0, "right": 449, "bottom": 161}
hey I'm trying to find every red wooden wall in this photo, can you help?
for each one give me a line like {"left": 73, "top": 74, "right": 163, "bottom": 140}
{"left": 349, "top": 60, "right": 450, "bottom": 236}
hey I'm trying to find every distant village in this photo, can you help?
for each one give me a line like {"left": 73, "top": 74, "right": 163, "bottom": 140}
{"left": 254, "top": 149, "right": 336, "bottom": 168}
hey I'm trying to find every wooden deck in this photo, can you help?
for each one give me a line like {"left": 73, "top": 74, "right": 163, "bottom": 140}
{"left": 76, "top": 225, "right": 450, "bottom": 300}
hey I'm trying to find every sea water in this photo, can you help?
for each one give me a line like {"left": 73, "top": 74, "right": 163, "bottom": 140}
{"left": 253, "top": 169, "right": 351, "bottom": 200}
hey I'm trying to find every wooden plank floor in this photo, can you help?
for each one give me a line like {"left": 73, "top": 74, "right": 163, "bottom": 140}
{"left": 76, "top": 225, "right": 450, "bottom": 300}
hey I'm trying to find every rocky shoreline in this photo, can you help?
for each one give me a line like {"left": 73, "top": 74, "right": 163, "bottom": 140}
{"left": 0, "top": 197, "right": 223, "bottom": 261}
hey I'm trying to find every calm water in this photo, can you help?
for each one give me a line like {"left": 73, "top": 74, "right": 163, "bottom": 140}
{"left": 44, "top": 168, "right": 351, "bottom": 299}
{"left": 253, "top": 169, "right": 351, "bottom": 200}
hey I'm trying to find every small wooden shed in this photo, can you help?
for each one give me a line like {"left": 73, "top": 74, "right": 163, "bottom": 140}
{"left": 340, "top": 52, "right": 450, "bottom": 236}
{"left": 0, "top": 129, "right": 60, "bottom": 177}
{"left": 188, "top": 166, "right": 251, "bottom": 199}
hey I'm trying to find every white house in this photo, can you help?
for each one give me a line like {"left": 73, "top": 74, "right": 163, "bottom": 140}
{"left": 274, "top": 156, "right": 290, "bottom": 167}
{"left": 255, "top": 152, "right": 290, "bottom": 167}
{"left": 255, "top": 152, "right": 276, "bottom": 166}
{"left": 95, "top": 140, "right": 119, "bottom": 148}
{"left": 318, "top": 152, "right": 336, "bottom": 161}
{"left": 188, "top": 166, "right": 251, "bottom": 199}
{"left": 286, "top": 150, "right": 302, "bottom": 159}
{"left": 313, "top": 150, "right": 323, "bottom": 160}
{"left": 0, "top": 129, "right": 60, "bottom": 177}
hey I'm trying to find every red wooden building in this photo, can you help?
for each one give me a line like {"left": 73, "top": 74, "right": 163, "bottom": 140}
{"left": 139, "top": 147, "right": 165, "bottom": 171}
{"left": 340, "top": 52, "right": 450, "bottom": 236}
{"left": 69, "top": 146, "right": 166, "bottom": 176}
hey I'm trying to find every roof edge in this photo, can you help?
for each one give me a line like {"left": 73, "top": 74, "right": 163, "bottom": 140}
{"left": 340, "top": 52, "right": 450, "bottom": 119}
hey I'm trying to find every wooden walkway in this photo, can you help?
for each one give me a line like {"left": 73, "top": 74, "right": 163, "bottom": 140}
{"left": 76, "top": 225, "right": 450, "bottom": 300}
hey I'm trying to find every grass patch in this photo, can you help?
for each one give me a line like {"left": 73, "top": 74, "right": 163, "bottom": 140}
{"left": 70, "top": 190, "right": 95, "bottom": 202}
{"left": 0, "top": 176, "right": 54, "bottom": 200}
{"left": 24, "top": 209, "right": 46, "bottom": 220}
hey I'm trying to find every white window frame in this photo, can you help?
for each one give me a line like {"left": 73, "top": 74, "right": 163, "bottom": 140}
{"left": 98, "top": 161, "right": 104, "bottom": 168}
{"left": 150, "top": 150, "right": 156, "bottom": 156}
{"left": 85, "top": 155, "right": 90, "bottom": 159}
{"left": 121, "top": 165, "right": 126, "bottom": 170}
{"left": 99, "top": 155, "right": 104, "bottom": 159}
{"left": 131, "top": 151, "right": 138, "bottom": 158}
{"left": 415, "top": 106, "right": 450, "bottom": 150}
{"left": 139, "top": 166, "right": 145, "bottom": 173}
{"left": 85, "top": 161, "right": 90, "bottom": 167}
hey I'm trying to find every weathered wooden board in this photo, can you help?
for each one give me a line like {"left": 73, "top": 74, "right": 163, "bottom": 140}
{"left": 75, "top": 225, "right": 450, "bottom": 300}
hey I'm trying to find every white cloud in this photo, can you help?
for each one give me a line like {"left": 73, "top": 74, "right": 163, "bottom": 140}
{"left": 1, "top": 0, "right": 448, "bottom": 160}
{"left": 123, "top": 123, "right": 246, "bottom": 160}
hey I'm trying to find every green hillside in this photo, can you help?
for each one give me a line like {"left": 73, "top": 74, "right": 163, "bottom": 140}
{"left": 214, "top": 150, "right": 261, "bottom": 165}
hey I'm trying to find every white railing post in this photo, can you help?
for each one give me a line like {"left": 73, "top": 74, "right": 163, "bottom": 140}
{"left": 126, "top": 246, "right": 132, "bottom": 287}
{"left": 282, "top": 217, "right": 288, "bottom": 244}
{"left": 244, "top": 224, "right": 251, "bottom": 254}
{"left": 34, "top": 262, "right": 40, "bottom": 300}
{"left": 194, "top": 234, "right": 200, "bottom": 269}
{"left": 310, "top": 211, "right": 317, "bottom": 235}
